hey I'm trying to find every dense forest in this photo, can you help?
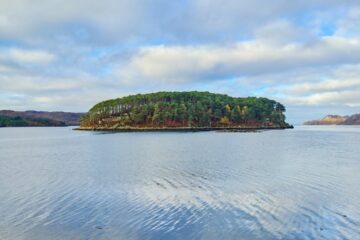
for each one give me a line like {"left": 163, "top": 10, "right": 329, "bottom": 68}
{"left": 0, "top": 110, "right": 84, "bottom": 126}
{"left": 80, "top": 91, "right": 290, "bottom": 129}
{"left": 0, "top": 115, "right": 66, "bottom": 127}
{"left": 0, "top": 110, "right": 84, "bottom": 127}
{"left": 80, "top": 91, "right": 292, "bottom": 130}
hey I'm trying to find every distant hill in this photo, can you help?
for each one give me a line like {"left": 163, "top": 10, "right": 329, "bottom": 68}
{"left": 304, "top": 114, "right": 360, "bottom": 125}
{"left": 0, "top": 110, "right": 84, "bottom": 127}
{"left": 341, "top": 114, "right": 360, "bottom": 125}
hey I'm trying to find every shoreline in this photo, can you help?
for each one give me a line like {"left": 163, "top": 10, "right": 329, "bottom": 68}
{"left": 74, "top": 126, "right": 293, "bottom": 132}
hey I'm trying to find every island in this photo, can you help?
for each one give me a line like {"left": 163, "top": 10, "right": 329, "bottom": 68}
{"left": 78, "top": 91, "right": 292, "bottom": 131}
{"left": 304, "top": 114, "right": 360, "bottom": 125}
{"left": 0, "top": 110, "right": 84, "bottom": 127}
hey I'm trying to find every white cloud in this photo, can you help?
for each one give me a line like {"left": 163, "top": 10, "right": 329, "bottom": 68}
{"left": 285, "top": 90, "right": 360, "bottom": 107}
{"left": 0, "top": 0, "right": 198, "bottom": 46}
{"left": 254, "top": 20, "right": 316, "bottom": 44}
{"left": 262, "top": 64, "right": 360, "bottom": 109}
{"left": 285, "top": 78, "right": 360, "bottom": 95}
{"left": 336, "top": 7, "right": 360, "bottom": 37}
{"left": 0, "top": 0, "right": 358, "bottom": 44}
{"left": 0, "top": 63, "right": 15, "bottom": 73}
{"left": 0, "top": 76, "right": 83, "bottom": 93}
{"left": 0, "top": 48, "right": 56, "bottom": 64}
{"left": 117, "top": 36, "right": 360, "bottom": 84}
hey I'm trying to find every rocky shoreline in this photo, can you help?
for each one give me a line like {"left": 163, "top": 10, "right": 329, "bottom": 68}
{"left": 75, "top": 126, "right": 293, "bottom": 132}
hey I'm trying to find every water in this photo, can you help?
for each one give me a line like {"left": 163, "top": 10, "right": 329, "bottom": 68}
{"left": 0, "top": 126, "right": 359, "bottom": 240}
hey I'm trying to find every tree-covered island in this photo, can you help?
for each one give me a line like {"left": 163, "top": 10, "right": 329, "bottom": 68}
{"left": 79, "top": 91, "right": 293, "bottom": 131}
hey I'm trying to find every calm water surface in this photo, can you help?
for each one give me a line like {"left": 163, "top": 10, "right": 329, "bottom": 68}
{"left": 0, "top": 126, "right": 359, "bottom": 239}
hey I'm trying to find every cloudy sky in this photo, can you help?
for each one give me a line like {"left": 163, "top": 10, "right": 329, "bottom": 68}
{"left": 1, "top": 0, "right": 360, "bottom": 124}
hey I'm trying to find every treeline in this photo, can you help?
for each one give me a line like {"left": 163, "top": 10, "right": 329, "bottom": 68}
{"left": 0, "top": 116, "right": 28, "bottom": 127}
{"left": 80, "top": 91, "right": 290, "bottom": 128}
{"left": 0, "top": 115, "right": 66, "bottom": 127}
{"left": 0, "top": 110, "right": 84, "bottom": 126}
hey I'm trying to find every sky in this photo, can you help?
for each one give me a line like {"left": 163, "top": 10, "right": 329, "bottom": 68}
{"left": 0, "top": 0, "right": 360, "bottom": 124}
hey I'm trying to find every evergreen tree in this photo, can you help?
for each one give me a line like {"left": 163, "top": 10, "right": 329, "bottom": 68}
{"left": 81, "top": 91, "right": 290, "bottom": 128}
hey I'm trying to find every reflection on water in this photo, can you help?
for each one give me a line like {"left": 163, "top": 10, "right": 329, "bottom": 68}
{"left": 0, "top": 126, "right": 359, "bottom": 239}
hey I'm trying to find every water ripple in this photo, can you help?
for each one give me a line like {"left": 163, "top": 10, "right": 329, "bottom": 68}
{"left": 0, "top": 127, "right": 359, "bottom": 239}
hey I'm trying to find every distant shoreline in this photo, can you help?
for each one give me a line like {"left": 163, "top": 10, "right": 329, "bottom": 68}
{"left": 0, "top": 110, "right": 84, "bottom": 127}
{"left": 0, "top": 125, "right": 78, "bottom": 128}
{"left": 304, "top": 114, "right": 360, "bottom": 126}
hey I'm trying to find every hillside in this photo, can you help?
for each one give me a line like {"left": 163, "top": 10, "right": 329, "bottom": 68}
{"left": 79, "top": 91, "right": 292, "bottom": 131}
{"left": 304, "top": 114, "right": 360, "bottom": 125}
{"left": 0, "top": 115, "right": 66, "bottom": 127}
{"left": 341, "top": 114, "right": 360, "bottom": 125}
{"left": 0, "top": 110, "right": 84, "bottom": 127}
{"left": 304, "top": 115, "right": 348, "bottom": 125}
